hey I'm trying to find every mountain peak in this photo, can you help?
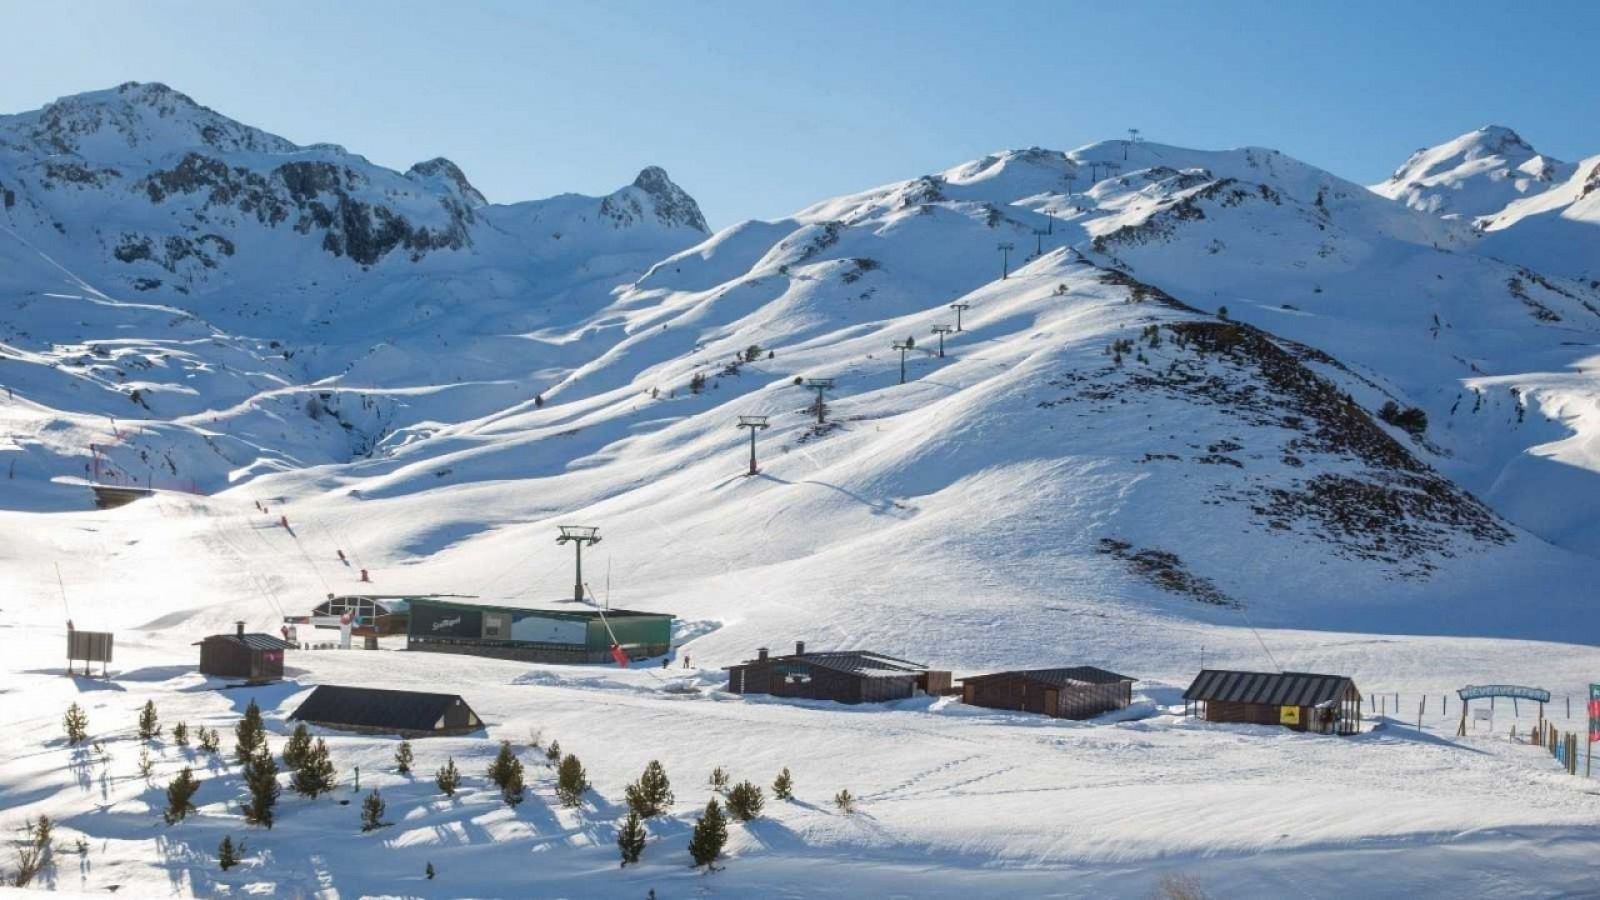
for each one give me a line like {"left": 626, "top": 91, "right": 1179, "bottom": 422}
{"left": 1374, "top": 124, "right": 1567, "bottom": 219}
{"left": 623, "top": 165, "right": 708, "bottom": 232}
{"left": 8, "top": 81, "right": 298, "bottom": 160}
{"left": 406, "top": 157, "right": 487, "bottom": 208}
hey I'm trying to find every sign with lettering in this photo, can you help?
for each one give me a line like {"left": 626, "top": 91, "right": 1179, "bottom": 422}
{"left": 1589, "top": 683, "right": 1599, "bottom": 744}
{"left": 1279, "top": 705, "right": 1301, "bottom": 725}
{"left": 1456, "top": 684, "right": 1550, "bottom": 704}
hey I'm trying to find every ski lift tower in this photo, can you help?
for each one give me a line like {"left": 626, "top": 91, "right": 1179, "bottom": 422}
{"left": 931, "top": 325, "right": 953, "bottom": 358}
{"left": 949, "top": 302, "right": 971, "bottom": 332}
{"left": 556, "top": 525, "right": 601, "bottom": 603}
{"left": 803, "top": 378, "right": 834, "bottom": 425}
{"left": 736, "top": 415, "right": 770, "bottom": 476}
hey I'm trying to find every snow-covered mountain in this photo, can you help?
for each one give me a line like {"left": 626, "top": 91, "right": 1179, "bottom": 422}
{"left": 1374, "top": 125, "right": 1600, "bottom": 282}
{"left": 5, "top": 85, "right": 1600, "bottom": 899}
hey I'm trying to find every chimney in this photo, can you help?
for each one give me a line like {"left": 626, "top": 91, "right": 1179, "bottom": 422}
{"left": 235, "top": 620, "right": 245, "bottom": 638}
{"left": 757, "top": 647, "right": 769, "bottom": 661}
{"left": 795, "top": 640, "right": 806, "bottom": 656}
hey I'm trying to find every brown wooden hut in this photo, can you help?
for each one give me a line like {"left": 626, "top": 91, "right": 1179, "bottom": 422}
{"left": 725, "top": 642, "right": 952, "bottom": 705}
{"left": 289, "top": 685, "right": 483, "bottom": 737}
{"left": 1183, "top": 669, "right": 1361, "bottom": 735}
{"left": 960, "top": 666, "right": 1135, "bottom": 719}
{"left": 196, "top": 622, "right": 292, "bottom": 683}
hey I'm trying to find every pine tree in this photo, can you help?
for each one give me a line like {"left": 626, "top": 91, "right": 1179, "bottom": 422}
{"left": 394, "top": 740, "right": 414, "bottom": 775}
{"left": 617, "top": 810, "right": 646, "bottom": 867}
{"left": 555, "top": 753, "right": 588, "bottom": 807}
{"left": 198, "top": 727, "right": 221, "bottom": 754}
{"left": 138, "top": 700, "right": 161, "bottom": 741}
{"left": 726, "top": 780, "right": 764, "bottom": 822}
{"left": 435, "top": 757, "right": 461, "bottom": 796}
{"left": 833, "top": 789, "right": 855, "bottom": 814}
{"left": 488, "top": 741, "right": 525, "bottom": 807}
{"left": 624, "top": 759, "right": 674, "bottom": 818}
{"left": 64, "top": 702, "right": 89, "bottom": 745}
{"left": 687, "top": 798, "right": 728, "bottom": 870}
{"left": 137, "top": 746, "right": 154, "bottom": 779}
{"left": 281, "top": 723, "right": 312, "bottom": 771}
{"left": 361, "top": 789, "right": 386, "bottom": 832}
{"left": 772, "top": 767, "right": 793, "bottom": 801}
{"left": 708, "top": 766, "right": 729, "bottom": 793}
{"left": 544, "top": 739, "right": 561, "bottom": 763}
{"left": 235, "top": 700, "right": 265, "bottom": 765}
{"left": 241, "top": 749, "right": 279, "bottom": 829}
{"left": 172, "top": 721, "right": 189, "bottom": 746}
{"left": 163, "top": 767, "right": 201, "bottom": 825}
{"left": 425, "top": 862, "right": 435, "bottom": 880}
{"left": 290, "top": 738, "right": 335, "bottom": 798}
{"left": 217, "top": 835, "right": 240, "bottom": 871}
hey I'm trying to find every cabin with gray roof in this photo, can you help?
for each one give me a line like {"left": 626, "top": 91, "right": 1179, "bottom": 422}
{"left": 960, "top": 666, "right": 1136, "bottom": 719}
{"left": 725, "top": 642, "right": 952, "bottom": 704}
{"left": 1183, "top": 669, "right": 1362, "bottom": 735}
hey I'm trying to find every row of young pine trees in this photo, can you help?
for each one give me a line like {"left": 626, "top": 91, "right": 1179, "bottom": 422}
{"left": 61, "top": 700, "right": 858, "bottom": 876}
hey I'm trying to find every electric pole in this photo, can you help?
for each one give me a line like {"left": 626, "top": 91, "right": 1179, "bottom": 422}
{"left": 997, "top": 242, "right": 1015, "bottom": 280}
{"left": 556, "top": 525, "right": 601, "bottom": 603}
{"left": 1045, "top": 209, "right": 1055, "bottom": 235}
{"left": 1065, "top": 173, "right": 1077, "bottom": 199}
{"left": 892, "top": 338, "right": 914, "bottom": 384}
{"left": 932, "top": 325, "right": 953, "bottom": 358}
{"left": 736, "top": 415, "right": 769, "bottom": 476}
{"left": 1033, "top": 228, "right": 1045, "bottom": 257}
{"left": 1126, "top": 127, "right": 1141, "bottom": 161}
{"left": 803, "top": 377, "right": 834, "bottom": 425}
{"left": 949, "top": 302, "right": 970, "bottom": 332}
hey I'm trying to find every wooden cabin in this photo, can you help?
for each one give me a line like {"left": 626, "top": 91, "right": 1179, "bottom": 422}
{"left": 289, "top": 685, "right": 483, "bottom": 737}
{"left": 725, "top": 642, "right": 952, "bottom": 705}
{"left": 1183, "top": 669, "right": 1361, "bottom": 735}
{"left": 196, "top": 622, "right": 292, "bottom": 683}
{"left": 960, "top": 666, "right": 1135, "bottom": 719}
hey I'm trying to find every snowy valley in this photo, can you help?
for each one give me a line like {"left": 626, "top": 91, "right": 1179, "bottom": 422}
{"left": 2, "top": 84, "right": 1598, "bottom": 898}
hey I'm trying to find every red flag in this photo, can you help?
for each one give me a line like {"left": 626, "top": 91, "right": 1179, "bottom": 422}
{"left": 609, "top": 643, "right": 630, "bottom": 668}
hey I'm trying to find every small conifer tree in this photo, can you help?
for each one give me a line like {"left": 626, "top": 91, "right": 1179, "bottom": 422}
{"left": 544, "top": 739, "right": 561, "bottom": 763}
{"left": 425, "top": 862, "right": 435, "bottom": 880}
{"left": 198, "top": 727, "right": 221, "bottom": 754}
{"left": 772, "top": 767, "right": 794, "bottom": 801}
{"left": 64, "top": 702, "right": 89, "bottom": 745}
{"left": 726, "top": 780, "right": 764, "bottom": 822}
{"left": 435, "top": 757, "right": 461, "bottom": 796}
{"left": 834, "top": 789, "right": 855, "bottom": 814}
{"left": 217, "top": 835, "right": 240, "bottom": 871}
{"left": 163, "top": 767, "right": 201, "bottom": 825}
{"left": 172, "top": 721, "right": 189, "bottom": 746}
{"left": 708, "top": 766, "right": 729, "bottom": 793}
{"left": 617, "top": 810, "right": 646, "bottom": 867}
{"left": 242, "top": 749, "right": 279, "bottom": 828}
{"left": 555, "top": 753, "right": 589, "bottom": 807}
{"left": 281, "top": 723, "right": 312, "bottom": 771}
{"left": 361, "top": 789, "right": 386, "bottom": 832}
{"left": 138, "top": 700, "right": 161, "bottom": 741}
{"left": 687, "top": 798, "right": 728, "bottom": 871}
{"left": 137, "top": 746, "right": 154, "bottom": 780}
{"left": 394, "top": 739, "right": 414, "bottom": 775}
{"left": 488, "top": 741, "right": 526, "bottom": 807}
{"left": 234, "top": 700, "right": 265, "bottom": 765}
{"left": 624, "top": 759, "right": 674, "bottom": 818}
{"left": 290, "top": 738, "right": 335, "bottom": 798}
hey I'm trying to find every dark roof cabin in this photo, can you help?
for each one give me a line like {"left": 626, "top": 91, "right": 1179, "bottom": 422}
{"left": 289, "top": 685, "right": 484, "bottom": 737}
{"left": 960, "top": 666, "right": 1136, "bottom": 719}
{"left": 725, "top": 642, "right": 952, "bottom": 705}
{"left": 196, "top": 622, "right": 292, "bottom": 683}
{"left": 1183, "top": 669, "right": 1362, "bottom": 735}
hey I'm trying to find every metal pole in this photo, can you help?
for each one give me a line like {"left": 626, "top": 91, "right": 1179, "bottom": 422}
{"left": 573, "top": 541, "right": 584, "bottom": 603}
{"left": 748, "top": 427, "right": 758, "bottom": 476}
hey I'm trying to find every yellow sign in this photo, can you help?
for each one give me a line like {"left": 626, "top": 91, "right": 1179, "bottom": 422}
{"left": 1279, "top": 705, "right": 1301, "bottom": 725}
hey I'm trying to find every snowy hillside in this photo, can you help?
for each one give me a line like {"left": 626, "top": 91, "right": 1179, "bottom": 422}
{"left": 3, "top": 86, "right": 1599, "bottom": 898}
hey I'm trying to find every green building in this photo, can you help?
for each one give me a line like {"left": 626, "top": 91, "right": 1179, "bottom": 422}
{"left": 406, "top": 598, "right": 674, "bottom": 664}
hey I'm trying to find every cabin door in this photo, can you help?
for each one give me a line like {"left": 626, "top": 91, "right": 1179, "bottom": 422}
{"left": 1044, "top": 688, "right": 1059, "bottom": 717}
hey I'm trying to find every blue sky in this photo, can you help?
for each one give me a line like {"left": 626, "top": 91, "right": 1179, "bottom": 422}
{"left": 4, "top": 0, "right": 1598, "bottom": 228}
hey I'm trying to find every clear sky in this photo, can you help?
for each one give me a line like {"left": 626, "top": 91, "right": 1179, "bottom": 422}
{"left": 4, "top": 0, "right": 1599, "bottom": 229}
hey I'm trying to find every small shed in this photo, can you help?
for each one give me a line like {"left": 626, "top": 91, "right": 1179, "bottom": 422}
{"left": 960, "top": 666, "right": 1136, "bottom": 719}
{"left": 725, "top": 642, "right": 952, "bottom": 705}
{"left": 196, "top": 622, "right": 292, "bottom": 683}
{"left": 289, "top": 685, "right": 483, "bottom": 737}
{"left": 1183, "top": 669, "right": 1362, "bottom": 735}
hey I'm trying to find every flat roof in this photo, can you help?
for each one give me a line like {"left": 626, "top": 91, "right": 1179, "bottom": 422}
{"left": 409, "top": 597, "right": 673, "bottom": 620}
